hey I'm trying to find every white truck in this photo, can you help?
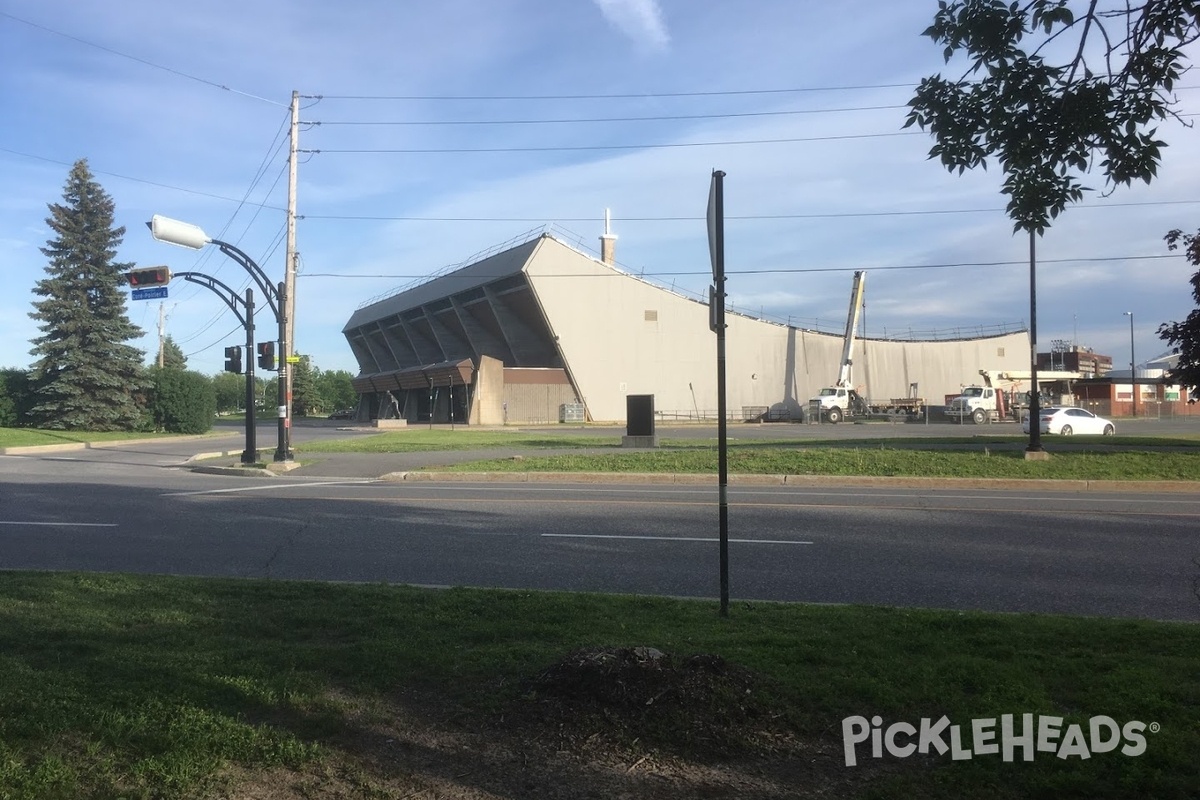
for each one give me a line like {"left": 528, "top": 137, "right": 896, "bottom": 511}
{"left": 810, "top": 387, "right": 926, "bottom": 424}
{"left": 809, "top": 271, "right": 866, "bottom": 423}
{"left": 806, "top": 272, "right": 929, "bottom": 423}
{"left": 945, "top": 370, "right": 1079, "bottom": 423}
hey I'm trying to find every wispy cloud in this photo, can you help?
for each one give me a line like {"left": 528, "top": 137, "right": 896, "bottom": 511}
{"left": 592, "top": 0, "right": 670, "bottom": 51}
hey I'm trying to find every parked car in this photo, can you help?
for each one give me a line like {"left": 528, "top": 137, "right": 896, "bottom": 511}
{"left": 1021, "top": 407, "right": 1115, "bottom": 436}
{"left": 327, "top": 408, "right": 354, "bottom": 420}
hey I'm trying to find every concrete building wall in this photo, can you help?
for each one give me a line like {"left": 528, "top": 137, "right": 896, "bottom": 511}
{"left": 344, "top": 232, "right": 1032, "bottom": 425}
{"left": 472, "top": 355, "right": 506, "bottom": 425}
{"left": 524, "top": 236, "right": 1030, "bottom": 422}
{"left": 501, "top": 367, "right": 577, "bottom": 423}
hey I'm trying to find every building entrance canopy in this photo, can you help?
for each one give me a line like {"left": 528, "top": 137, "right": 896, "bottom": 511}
{"left": 351, "top": 359, "right": 474, "bottom": 394}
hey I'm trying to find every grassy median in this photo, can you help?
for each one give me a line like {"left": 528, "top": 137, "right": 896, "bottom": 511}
{"left": 292, "top": 428, "right": 1200, "bottom": 480}
{"left": 437, "top": 447, "right": 1200, "bottom": 480}
{"left": 0, "top": 572, "right": 1196, "bottom": 799}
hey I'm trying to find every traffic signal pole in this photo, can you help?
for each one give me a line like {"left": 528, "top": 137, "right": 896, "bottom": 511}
{"left": 242, "top": 288, "right": 257, "bottom": 465}
{"left": 149, "top": 203, "right": 296, "bottom": 464}
{"left": 163, "top": 271, "right": 259, "bottom": 464}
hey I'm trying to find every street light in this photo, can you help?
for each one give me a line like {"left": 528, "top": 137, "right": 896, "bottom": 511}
{"left": 1124, "top": 311, "right": 1136, "bottom": 418}
{"left": 149, "top": 214, "right": 293, "bottom": 461}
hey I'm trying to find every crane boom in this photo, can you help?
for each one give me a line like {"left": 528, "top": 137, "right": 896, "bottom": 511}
{"left": 836, "top": 271, "right": 866, "bottom": 387}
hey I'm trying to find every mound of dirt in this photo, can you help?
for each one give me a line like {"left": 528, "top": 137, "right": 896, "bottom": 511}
{"left": 512, "top": 646, "right": 798, "bottom": 758}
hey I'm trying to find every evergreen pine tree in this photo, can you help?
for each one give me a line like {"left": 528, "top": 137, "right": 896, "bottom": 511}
{"left": 291, "top": 355, "right": 316, "bottom": 417}
{"left": 28, "top": 159, "right": 148, "bottom": 431}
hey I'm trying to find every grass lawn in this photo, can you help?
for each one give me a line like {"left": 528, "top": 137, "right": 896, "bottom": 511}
{"left": 438, "top": 447, "right": 1200, "bottom": 480}
{"left": 0, "top": 428, "right": 182, "bottom": 449}
{"left": 0, "top": 572, "right": 1196, "bottom": 799}
{"left": 292, "top": 428, "right": 1200, "bottom": 480}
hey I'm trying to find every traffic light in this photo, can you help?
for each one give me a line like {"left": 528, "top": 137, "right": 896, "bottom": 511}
{"left": 127, "top": 267, "right": 171, "bottom": 287}
{"left": 224, "top": 346, "right": 242, "bottom": 374}
{"left": 256, "top": 341, "right": 276, "bottom": 370}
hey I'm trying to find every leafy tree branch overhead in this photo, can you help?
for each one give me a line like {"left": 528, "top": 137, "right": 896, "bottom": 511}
{"left": 905, "top": 0, "right": 1199, "bottom": 234}
{"left": 1158, "top": 227, "right": 1200, "bottom": 394}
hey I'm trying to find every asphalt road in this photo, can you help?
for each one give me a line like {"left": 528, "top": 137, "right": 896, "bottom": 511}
{"left": 2, "top": 429, "right": 1198, "bottom": 621}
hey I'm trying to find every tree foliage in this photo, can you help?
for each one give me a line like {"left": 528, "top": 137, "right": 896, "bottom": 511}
{"left": 147, "top": 368, "right": 215, "bottom": 434}
{"left": 0, "top": 369, "right": 32, "bottom": 428}
{"left": 316, "top": 369, "right": 358, "bottom": 414}
{"left": 291, "top": 355, "right": 316, "bottom": 417}
{"left": 1158, "top": 228, "right": 1200, "bottom": 395}
{"left": 212, "top": 372, "right": 245, "bottom": 415}
{"left": 28, "top": 159, "right": 148, "bottom": 430}
{"left": 905, "top": 0, "right": 1199, "bottom": 233}
{"left": 160, "top": 335, "right": 188, "bottom": 370}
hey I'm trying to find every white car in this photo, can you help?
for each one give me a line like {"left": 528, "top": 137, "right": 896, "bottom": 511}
{"left": 1021, "top": 407, "right": 1116, "bottom": 436}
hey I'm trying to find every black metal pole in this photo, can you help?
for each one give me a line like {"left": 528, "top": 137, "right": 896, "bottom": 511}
{"left": 274, "top": 280, "right": 292, "bottom": 461}
{"left": 1026, "top": 230, "right": 1043, "bottom": 452}
{"left": 1129, "top": 312, "right": 1137, "bottom": 417}
{"left": 242, "top": 288, "right": 257, "bottom": 465}
{"left": 713, "top": 170, "right": 730, "bottom": 617}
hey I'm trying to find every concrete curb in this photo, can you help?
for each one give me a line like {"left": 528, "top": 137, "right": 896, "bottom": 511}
{"left": 375, "top": 471, "right": 1200, "bottom": 492}
{"left": 184, "top": 451, "right": 304, "bottom": 476}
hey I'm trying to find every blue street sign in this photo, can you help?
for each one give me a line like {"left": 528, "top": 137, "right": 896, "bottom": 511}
{"left": 131, "top": 287, "right": 168, "bottom": 301}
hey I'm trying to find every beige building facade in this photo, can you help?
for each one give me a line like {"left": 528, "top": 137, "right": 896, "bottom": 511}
{"left": 343, "top": 231, "right": 1031, "bottom": 424}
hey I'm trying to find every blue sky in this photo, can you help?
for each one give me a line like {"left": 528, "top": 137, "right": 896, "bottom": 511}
{"left": 2, "top": 0, "right": 1198, "bottom": 378}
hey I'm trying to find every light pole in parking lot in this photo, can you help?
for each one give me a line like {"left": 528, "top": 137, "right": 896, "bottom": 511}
{"left": 1124, "top": 311, "right": 1136, "bottom": 417}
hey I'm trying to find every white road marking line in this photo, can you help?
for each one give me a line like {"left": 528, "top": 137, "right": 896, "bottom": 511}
{"left": 162, "top": 480, "right": 378, "bottom": 497}
{"left": 541, "top": 533, "right": 812, "bottom": 544}
{"left": 0, "top": 521, "right": 118, "bottom": 527}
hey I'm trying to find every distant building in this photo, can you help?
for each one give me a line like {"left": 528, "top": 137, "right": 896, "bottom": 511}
{"left": 1072, "top": 351, "right": 1199, "bottom": 416}
{"left": 342, "top": 227, "right": 1033, "bottom": 425}
{"left": 1036, "top": 346, "right": 1111, "bottom": 377}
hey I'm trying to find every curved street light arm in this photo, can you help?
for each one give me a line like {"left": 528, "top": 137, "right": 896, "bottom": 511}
{"left": 174, "top": 271, "right": 250, "bottom": 329}
{"left": 210, "top": 240, "right": 280, "bottom": 321}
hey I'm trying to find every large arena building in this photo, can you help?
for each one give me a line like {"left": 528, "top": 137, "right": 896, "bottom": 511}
{"left": 341, "top": 228, "right": 1031, "bottom": 425}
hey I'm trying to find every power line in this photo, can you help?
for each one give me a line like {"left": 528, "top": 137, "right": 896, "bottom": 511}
{"left": 7, "top": 143, "right": 1195, "bottom": 226}
{"left": 307, "top": 104, "right": 908, "bottom": 127}
{"left": 301, "top": 198, "right": 1200, "bottom": 223}
{"left": 299, "top": 252, "right": 1182, "bottom": 280}
{"left": 0, "top": 147, "right": 287, "bottom": 208}
{"left": 0, "top": 10, "right": 287, "bottom": 107}
{"left": 306, "top": 131, "right": 919, "bottom": 155}
{"left": 309, "top": 84, "right": 916, "bottom": 102}
{"left": 182, "top": 325, "right": 245, "bottom": 360}
{"left": 10, "top": 142, "right": 1194, "bottom": 228}
{"left": 308, "top": 84, "right": 1199, "bottom": 102}
{"left": 167, "top": 113, "right": 293, "bottom": 341}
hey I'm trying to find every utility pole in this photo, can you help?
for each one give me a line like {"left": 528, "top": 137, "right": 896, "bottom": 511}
{"left": 281, "top": 88, "right": 300, "bottom": 459}
{"left": 157, "top": 302, "right": 166, "bottom": 368}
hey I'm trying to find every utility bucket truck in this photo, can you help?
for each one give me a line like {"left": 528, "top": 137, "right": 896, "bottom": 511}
{"left": 806, "top": 273, "right": 928, "bottom": 424}
{"left": 946, "top": 370, "right": 1080, "bottom": 423}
